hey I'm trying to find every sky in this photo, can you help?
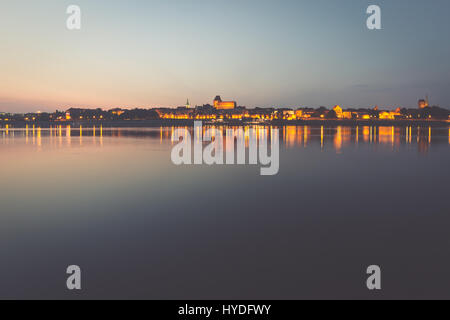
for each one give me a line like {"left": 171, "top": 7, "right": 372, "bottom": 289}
{"left": 0, "top": 0, "right": 449, "bottom": 112}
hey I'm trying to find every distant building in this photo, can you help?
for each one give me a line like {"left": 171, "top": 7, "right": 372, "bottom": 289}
{"left": 110, "top": 108, "right": 125, "bottom": 116}
{"left": 379, "top": 109, "right": 402, "bottom": 120}
{"left": 358, "top": 113, "right": 371, "bottom": 120}
{"left": 281, "top": 109, "right": 295, "bottom": 120}
{"left": 342, "top": 111, "right": 353, "bottom": 119}
{"left": 379, "top": 111, "right": 394, "bottom": 120}
{"left": 418, "top": 98, "right": 429, "bottom": 109}
{"left": 177, "top": 99, "right": 191, "bottom": 109}
{"left": 300, "top": 108, "right": 316, "bottom": 119}
{"left": 333, "top": 105, "right": 343, "bottom": 118}
{"left": 213, "top": 96, "right": 236, "bottom": 110}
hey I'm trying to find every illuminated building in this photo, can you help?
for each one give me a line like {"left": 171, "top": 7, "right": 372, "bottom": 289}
{"left": 333, "top": 105, "right": 343, "bottom": 118}
{"left": 379, "top": 109, "right": 402, "bottom": 120}
{"left": 379, "top": 111, "right": 394, "bottom": 120}
{"left": 111, "top": 108, "right": 125, "bottom": 116}
{"left": 390, "top": 108, "right": 402, "bottom": 118}
{"left": 342, "top": 111, "right": 353, "bottom": 119}
{"left": 214, "top": 96, "right": 237, "bottom": 110}
{"left": 332, "top": 106, "right": 353, "bottom": 119}
{"left": 418, "top": 98, "right": 429, "bottom": 109}
{"left": 301, "top": 110, "right": 315, "bottom": 118}
{"left": 282, "top": 110, "right": 295, "bottom": 120}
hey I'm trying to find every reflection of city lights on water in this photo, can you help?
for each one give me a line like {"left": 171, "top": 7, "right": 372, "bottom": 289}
{"left": 1, "top": 125, "right": 449, "bottom": 154}
{"left": 321, "top": 126, "right": 324, "bottom": 149}
{"left": 429, "top": 127, "right": 431, "bottom": 144}
{"left": 355, "top": 126, "right": 359, "bottom": 144}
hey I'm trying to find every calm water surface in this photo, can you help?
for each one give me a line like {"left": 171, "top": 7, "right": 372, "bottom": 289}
{"left": 1, "top": 124, "right": 450, "bottom": 299}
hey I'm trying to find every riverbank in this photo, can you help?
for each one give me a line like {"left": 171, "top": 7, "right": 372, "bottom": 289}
{"left": 1, "top": 118, "right": 449, "bottom": 128}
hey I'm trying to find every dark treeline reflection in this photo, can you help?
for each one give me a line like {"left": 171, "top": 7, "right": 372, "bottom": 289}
{"left": 1, "top": 124, "right": 449, "bottom": 153}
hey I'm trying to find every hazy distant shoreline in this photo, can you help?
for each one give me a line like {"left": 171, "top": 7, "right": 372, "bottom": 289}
{"left": 1, "top": 119, "right": 449, "bottom": 128}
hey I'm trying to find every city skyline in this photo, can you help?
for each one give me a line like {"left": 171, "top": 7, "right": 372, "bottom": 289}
{"left": 0, "top": 94, "right": 447, "bottom": 115}
{"left": 1, "top": 0, "right": 450, "bottom": 112}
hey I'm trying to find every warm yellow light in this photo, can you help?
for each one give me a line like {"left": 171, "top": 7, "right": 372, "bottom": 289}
{"left": 37, "top": 127, "right": 42, "bottom": 147}
{"left": 334, "top": 126, "right": 342, "bottom": 152}
{"left": 392, "top": 126, "right": 395, "bottom": 146}
{"left": 409, "top": 126, "right": 412, "bottom": 144}
{"left": 356, "top": 126, "right": 359, "bottom": 144}
{"left": 429, "top": 126, "right": 431, "bottom": 144}
{"left": 321, "top": 125, "right": 324, "bottom": 149}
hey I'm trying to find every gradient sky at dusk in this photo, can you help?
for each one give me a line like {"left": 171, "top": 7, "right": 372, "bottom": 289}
{"left": 1, "top": 0, "right": 450, "bottom": 112}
